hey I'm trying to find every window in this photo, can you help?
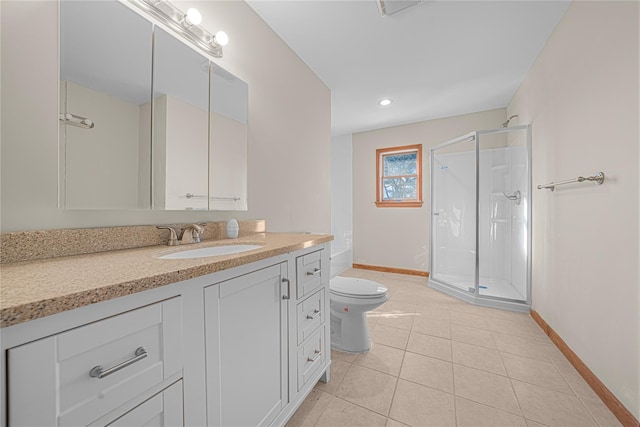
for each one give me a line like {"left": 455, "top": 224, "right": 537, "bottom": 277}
{"left": 376, "top": 144, "right": 423, "bottom": 207}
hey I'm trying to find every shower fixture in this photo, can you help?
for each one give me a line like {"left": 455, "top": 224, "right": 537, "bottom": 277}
{"left": 503, "top": 190, "right": 521, "bottom": 205}
{"left": 500, "top": 115, "right": 519, "bottom": 128}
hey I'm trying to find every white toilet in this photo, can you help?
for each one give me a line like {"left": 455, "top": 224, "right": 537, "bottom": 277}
{"left": 329, "top": 276, "right": 389, "bottom": 353}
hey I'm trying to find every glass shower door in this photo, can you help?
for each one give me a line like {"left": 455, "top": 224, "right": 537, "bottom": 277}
{"left": 430, "top": 133, "right": 477, "bottom": 293}
{"left": 476, "top": 127, "right": 530, "bottom": 303}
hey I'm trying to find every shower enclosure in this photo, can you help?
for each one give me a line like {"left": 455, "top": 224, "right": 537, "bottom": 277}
{"left": 429, "top": 125, "right": 531, "bottom": 312}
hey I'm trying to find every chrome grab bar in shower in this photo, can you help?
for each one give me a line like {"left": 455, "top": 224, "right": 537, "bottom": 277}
{"left": 537, "top": 172, "right": 605, "bottom": 192}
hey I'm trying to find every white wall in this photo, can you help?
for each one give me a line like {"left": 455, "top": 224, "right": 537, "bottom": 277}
{"left": 0, "top": 1, "right": 331, "bottom": 233}
{"left": 509, "top": 1, "right": 639, "bottom": 418}
{"left": 352, "top": 108, "right": 506, "bottom": 272}
{"left": 330, "top": 134, "right": 353, "bottom": 252}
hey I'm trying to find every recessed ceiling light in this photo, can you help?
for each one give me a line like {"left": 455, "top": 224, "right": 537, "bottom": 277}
{"left": 378, "top": 98, "right": 393, "bottom": 106}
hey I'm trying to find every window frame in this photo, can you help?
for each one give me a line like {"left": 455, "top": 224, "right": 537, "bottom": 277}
{"left": 375, "top": 144, "right": 423, "bottom": 208}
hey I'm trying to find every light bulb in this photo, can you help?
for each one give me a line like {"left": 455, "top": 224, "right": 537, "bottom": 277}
{"left": 378, "top": 98, "right": 393, "bottom": 106}
{"left": 185, "top": 8, "right": 202, "bottom": 26}
{"left": 214, "top": 30, "right": 229, "bottom": 46}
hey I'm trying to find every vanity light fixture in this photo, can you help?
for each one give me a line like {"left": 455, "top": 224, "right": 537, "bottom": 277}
{"left": 211, "top": 30, "right": 229, "bottom": 48}
{"left": 131, "top": 0, "right": 229, "bottom": 58}
{"left": 378, "top": 98, "right": 393, "bottom": 106}
{"left": 182, "top": 8, "right": 202, "bottom": 27}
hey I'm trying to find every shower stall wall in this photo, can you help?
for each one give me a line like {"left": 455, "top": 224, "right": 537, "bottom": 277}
{"left": 429, "top": 125, "right": 531, "bottom": 312}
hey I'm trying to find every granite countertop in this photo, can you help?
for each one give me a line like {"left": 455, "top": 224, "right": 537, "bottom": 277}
{"left": 0, "top": 233, "right": 333, "bottom": 328}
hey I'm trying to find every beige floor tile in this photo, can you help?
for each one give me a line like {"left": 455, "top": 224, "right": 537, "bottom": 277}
{"left": 412, "top": 316, "right": 451, "bottom": 339}
{"left": 314, "top": 397, "right": 388, "bottom": 427}
{"left": 553, "top": 362, "right": 600, "bottom": 400}
{"left": 448, "top": 302, "right": 498, "bottom": 319}
{"left": 449, "top": 310, "right": 490, "bottom": 330}
{"left": 314, "top": 360, "right": 351, "bottom": 395}
{"left": 331, "top": 349, "right": 357, "bottom": 363}
{"left": 521, "top": 317, "right": 553, "bottom": 343}
{"left": 486, "top": 317, "right": 538, "bottom": 339}
{"left": 335, "top": 364, "right": 397, "bottom": 416}
{"left": 511, "top": 380, "right": 598, "bottom": 426}
{"left": 525, "top": 420, "right": 549, "bottom": 427}
{"left": 388, "top": 292, "right": 424, "bottom": 306}
{"left": 493, "top": 332, "right": 557, "bottom": 362}
{"left": 455, "top": 396, "right": 527, "bottom": 427}
{"left": 399, "top": 351, "right": 454, "bottom": 393}
{"left": 386, "top": 418, "right": 410, "bottom": 427}
{"left": 383, "top": 301, "right": 418, "bottom": 314}
{"left": 580, "top": 396, "right": 623, "bottom": 427}
{"left": 354, "top": 343, "right": 405, "bottom": 376}
{"left": 453, "top": 364, "right": 522, "bottom": 416}
{"left": 480, "top": 307, "right": 531, "bottom": 323}
{"left": 451, "top": 324, "right": 497, "bottom": 349}
{"left": 370, "top": 324, "right": 410, "bottom": 350}
{"left": 414, "top": 305, "right": 450, "bottom": 320}
{"left": 406, "top": 331, "right": 452, "bottom": 362}
{"left": 377, "top": 310, "right": 415, "bottom": 331}
{"left": 452, "top": 341, "right": 507, "bottom": 376}
{"left": 368, "top": 312, "right": 382, "bottom": 328}
{"left": 389, "top": 379, "right": 456, "bottom": 427}
{"left": 500, "top": 352, "right": 574, "bottom": 395}
{"left": 286, "top": 389, "right": 334, "bottom": 427}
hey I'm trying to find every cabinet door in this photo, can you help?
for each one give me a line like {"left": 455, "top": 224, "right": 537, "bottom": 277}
{"left": 205, "top": 262, "right": 288, "bottom": 427}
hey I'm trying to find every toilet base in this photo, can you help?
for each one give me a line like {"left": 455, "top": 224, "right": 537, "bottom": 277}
{"left": 330, "top": 310, "right": 372, "bottom": 353}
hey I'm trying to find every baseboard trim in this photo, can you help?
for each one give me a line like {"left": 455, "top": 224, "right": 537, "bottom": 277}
{"left": 530, "top": 309, "right": 639, "bottom": 427}
{"left": 352, "top": 264, "right": 429, "bottom": 278}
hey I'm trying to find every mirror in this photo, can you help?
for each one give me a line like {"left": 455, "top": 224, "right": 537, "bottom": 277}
{"left": 58, "top": 0, "right": 248, "bottom": 211}
{"left": 59, "top": 1, "right": 153, "bottom": 209}
{"left": 209, "top": 65, "right": 249, "bottom": 210}
{"left": 152, "top": 27, "right": 210, "bottom": 210}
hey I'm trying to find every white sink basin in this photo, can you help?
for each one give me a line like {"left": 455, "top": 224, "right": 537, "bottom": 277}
{"left": 159, "top": 244, "right": 263, "bottom": 260}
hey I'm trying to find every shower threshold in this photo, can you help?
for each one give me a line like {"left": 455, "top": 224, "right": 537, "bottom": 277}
{"left": 428, "top": 274, "right": 530, "bottom": 313}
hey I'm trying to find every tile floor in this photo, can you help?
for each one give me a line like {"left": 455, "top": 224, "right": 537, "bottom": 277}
{"left": 286, "top": 269, "right": 622, "bottom": 427}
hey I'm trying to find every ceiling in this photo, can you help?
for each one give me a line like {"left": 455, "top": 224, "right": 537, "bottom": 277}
{"left": 246, "top": 0, "right": 570, "bottom": 136}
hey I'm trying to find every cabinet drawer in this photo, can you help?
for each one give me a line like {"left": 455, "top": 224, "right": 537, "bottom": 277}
{"left": 297, "top": 326, "right": 325, "bottom": 391}
{"left": 297, "top": 289, "right": 324, "bottom": 345}
{"left": 8, "top": 298, "right": 182, "bottom": 427}
{"left": 105, "top": 380, "right": 183, "bottom": 427}
{"left": 296, "top": 250, "right": 323, "bottom": 299}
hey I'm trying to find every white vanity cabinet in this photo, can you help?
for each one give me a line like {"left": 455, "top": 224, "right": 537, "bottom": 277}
{"left": 2, "top": 242, "right": 331, "bottom": 427}
{"left": 291, "top": 250, "right": 330, "bottom": 395}
{"left": 201, "top": 247, "right": 331, "bottom": 427}
{"left": 6, "top": 297, "right": 183, "bottom": 426}
{"left": 204, "top": 262, "right": 289, "bottom": 427}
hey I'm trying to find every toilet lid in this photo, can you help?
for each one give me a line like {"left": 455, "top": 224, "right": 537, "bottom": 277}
{"left": 330, "top": 277, "right": 388, "bottom": 298}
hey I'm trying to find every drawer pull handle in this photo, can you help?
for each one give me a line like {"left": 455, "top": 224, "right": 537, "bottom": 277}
{"left": 282, "top": 278, "right": 291, "bottom": 300}
{"left": 306, "top": 309, "right": 321, "bottom": 320}
{"left": 307, "top": 350, "right": 321, "bottom": 362}
{"left": 90, "top": 347, "right": 147, "bottom": 379}
{"left": 306, "top": 268, "right": 321, "bottom": 276}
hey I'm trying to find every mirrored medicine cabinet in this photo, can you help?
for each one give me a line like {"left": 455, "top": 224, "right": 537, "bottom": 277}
{"left": 59, "top": 0, "right": 248, "bottom": 211}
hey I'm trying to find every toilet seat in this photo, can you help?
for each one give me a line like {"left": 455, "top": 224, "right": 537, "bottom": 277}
{"left": 330, "top": 277, "right": 388, "bottom": 299}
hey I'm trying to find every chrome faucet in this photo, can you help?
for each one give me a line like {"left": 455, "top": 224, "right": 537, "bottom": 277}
{"left": 157, "top": 223, "right": 205, "bottom": 246}
{"left": 157, "top": 226, "right": 179, "bottom": 246}
{"left": 180, "top": 223, "right": 204, "bottom": 244}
